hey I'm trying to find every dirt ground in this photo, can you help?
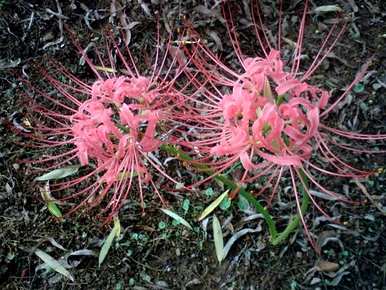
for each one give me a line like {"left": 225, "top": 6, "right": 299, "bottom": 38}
{"left": 0, "top": 1, "right": 385, "bottom": 289}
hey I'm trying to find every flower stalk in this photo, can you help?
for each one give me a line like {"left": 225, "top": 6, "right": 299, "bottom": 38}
{"left": 161, "top": 144, "right": 314, "bottom": 245}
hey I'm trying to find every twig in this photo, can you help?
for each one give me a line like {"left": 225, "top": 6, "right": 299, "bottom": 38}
{"left": 43, "top": 0, "right": 64, "bottom": 50}
{"left": 354, "top": 179, "right": 385, "bottom": 215}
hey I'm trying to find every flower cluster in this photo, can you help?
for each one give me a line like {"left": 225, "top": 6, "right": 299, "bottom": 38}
{"left": 72, "top": 76, "right": 161, "bottom": 182}
{"left": 24, "top": 1, "right": 385, "bottom": 243}
{"left": 24, "top": 36, "right": 184, "bottom": 221}
{"left": 212, "top": 50, "right": 326, "bottom": 170}
{"left": 173, "top": 0, "right": 385, "bottom": 247}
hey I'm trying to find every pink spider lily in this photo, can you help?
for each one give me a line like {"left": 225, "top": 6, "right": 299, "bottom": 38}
{"left": 22, "top": 29, "right": 188, "bottom": 222}
{"left": 175, "top": 0, "right": 386, "bottom": 246}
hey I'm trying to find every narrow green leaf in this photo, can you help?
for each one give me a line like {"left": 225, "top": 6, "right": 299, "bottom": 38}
{"left": 47, "top": 202, "right": 62, "bottom": 218}
{"left": 39, "top": 181, "right": 62, "bottom": 218}
{"left": 198, "top": 190, "right": 229, "bottom": 221}
{"left": 212, "top": 215, "right": 224, "bottom": 263}
{"left": 160, "top": 209, "right": 192, "bottom": 230}
{"left": 117, "top": 171, "right": 138, "bottom": 180}
{"left": 95, "top": 66, "right": 117, "bottom": 73}
{"left": 35, "top": 165, "right": 81, "bottom": 181}
{"left": 35, "top": 249, "right": 74, "bottom": 281}
{"left": 314, "top": 5, "right": 342, "bottom": 13}
{"left": 114, "top": 217, "right": 121, "bottom": 238}
{"left": 99, "top": 217, "right": 121, "bottom": 266}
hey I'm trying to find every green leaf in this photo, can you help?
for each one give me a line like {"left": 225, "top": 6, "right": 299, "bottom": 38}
{"left": 35, "top": 165, "right": 80, "bottom": 181}
{"left": 35, "top": 249, "right": 74, "bottom": 281}
{"left": 237, "top": 194, "right": 249, "bottom": 210}
{"left": 160, "top": 209, "right": 193, "bottom": 230}
{"left": 219, "top": 196, "right": 231, "bottom": 211}
{"left": 39, "top": 182, "right": 62, "bottom": 218}
{"left": 198, "top": 190, "right": 229, "bottom": 221}
{"left": 158, "top": 221, "right": 167, "bottom": 230}
{"left": 354, "top": 83, "right": 365, "bottom": 93}
{"left": 313, "top": 5, "right": 342, "bottom": 13}
{"left": 99, "top": 217, "right": 121, "bottom": 266}
{"left": 117, "top": 171, "right": 138, "bottom": 180}
{"left": 175, "top": 182, "right": 184, "bottom": 189}
{"left": 203, "top": 187, "right": 215, "bottom": 197}
{"left": 160, "top": 145, "right": 279, "bottom": 242}
{"left": 212, "top": 215, "right": 224, "bottom": 263}
{"left": 114, "top": 217, "right": 121, "bottom": 238}
{"left": 182, "top": 199, "right": 190, "bottom": 213}
{"left": 47, "top": 202, "right": 62, "bottom": 218}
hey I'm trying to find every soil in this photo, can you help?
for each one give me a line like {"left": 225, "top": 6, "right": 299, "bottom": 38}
{"left": 0, "top": 1, "right": 385, "bottom": 290}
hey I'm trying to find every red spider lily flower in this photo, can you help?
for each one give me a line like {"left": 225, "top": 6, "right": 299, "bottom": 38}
{"left": 21, "top": 29, "right": 187, "bottom": 222}
{"left": 175, "top": 0, "right": 386, "bottom": 247}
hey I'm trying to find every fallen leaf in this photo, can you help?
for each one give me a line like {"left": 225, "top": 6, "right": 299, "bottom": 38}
{"left": 316, "top": 260, "right": 339, "bottom": 272}
{"left": 198, "top": 190, "right": 229, "bottom": 221}
{"left": 35, "top": 165, "right": 80, "bottom": 181}
{"left": 47, "top": 238, "right": 66, "bottom": 251}
{"left": 99, "top": 217, "right": 121, "bottom": 266}
{"left": 313, "top": 5, "right": 342, "bottom": 13}
{"left": 47, "top": 202, "right": 62, "bottom": 218}
{"left": 94, "top": 66, "right": 117, "bottom": 73}
{"left": 161, "top": 209, "right": 192, "bottom": 230}
{"left": 212, "top": 215, "right": 224, "bottom": 263}
{"left": 39, "top": 182, "right": 63, "bottom": 219}
{"left": 222, "top": 227, "right": 262, "bottom": 259}
{"left": 35, "top": 249, "right": 74, "bottom": 281}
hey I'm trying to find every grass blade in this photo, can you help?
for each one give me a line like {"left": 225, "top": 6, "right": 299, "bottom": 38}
{"left": 212, "top": 215, "right": 224, "bottom": 263}
{"left": 35, "top": 165, "right": 80, "bottom": 181}
{"left": 198, "top": 190, "right": 229, "bottom": 221}
{"left": 35, "top": 249, "right": 74, "bottom": 281}
{"left": 94, "top": 66, "right": 117, "bottom": 73}
{"left": 223, "top": 228, "right": 261, "bottom": 259}
{"left": 99, "top": 217, "right": 121, "bottom": 266}
{"left": 39, "top": 182, "right": 63, "bottom": 218}
{"left": 47, "top": 202, "right": 63, "bottom": 218}
{"left": 314, "top": 5, "right": 342, "bottom": 13}
{"left": 161, "top": 208, "right": 193, "bottom": 230}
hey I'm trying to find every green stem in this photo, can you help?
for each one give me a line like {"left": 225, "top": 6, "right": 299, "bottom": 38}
{"left": 161, "top": 144, "right": 278, "bottom": 239}
{"left": 215, "top": 174, "right": 278, "bottom": 239}
{"left": 271, "top": 168, "right": 310, "bottom": 245}
{"left": 161, "top": 144, "right": 311, "bottom": 245}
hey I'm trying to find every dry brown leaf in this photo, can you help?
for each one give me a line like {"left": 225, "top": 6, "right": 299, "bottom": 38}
{"left": 316, "top": 260, "right": 339, "bottom": 272}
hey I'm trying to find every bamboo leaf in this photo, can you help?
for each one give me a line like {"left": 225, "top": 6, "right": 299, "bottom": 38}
{"left": 99, "top": 217, "right": 121, "bottom": 266}
{"left": 35, "top": 165, "right": 80, "bottom": 181}
{"left": 94, "top": 66, "right": 117, "bottom": 73}
{"left": 313, "top": 5, "right": 342, "bottom": 13}
{"left": 35, "top": 249, "right": 74, "bottom": 281}
{"left": 212, "top": 215, "right": 224, "bottom": 263}
{"left": 198, "top": 190, "right": 229, "bottom": 221}
{"left": 223, "top": 228, "right": 261, "bottom": 259}
{"left": 160, "top": 209, "right": 192, "bottom": 230}
{"left": 39, "top": 182, "right": 62, "bottom": 218}
{"left": 114, "top": 217, "right": 121, "bottom": 238}
{"left": 47, "top": 202, "right": 62, "bottom": 218}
